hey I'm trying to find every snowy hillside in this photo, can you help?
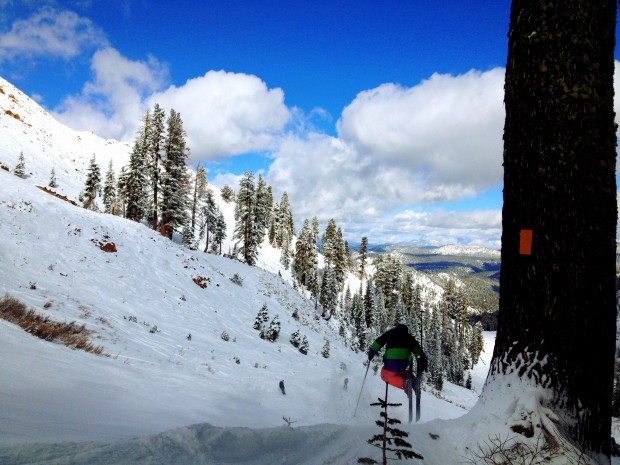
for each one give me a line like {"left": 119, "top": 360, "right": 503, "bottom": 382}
{"left": 0, "top": 169, "right": 494, "bottom": 463}
{"left": 434, "top": 245, "right": 501, "bottom": 257}
{"left": 0, "top": 76, "right": 131, "bottom": 198}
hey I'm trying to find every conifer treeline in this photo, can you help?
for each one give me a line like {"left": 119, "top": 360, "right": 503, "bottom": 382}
{"left": 79, "top": 104, "right": 227, "bottom": 252}
{"left": 79, "top": 104, "right": 485, "bottom": 391}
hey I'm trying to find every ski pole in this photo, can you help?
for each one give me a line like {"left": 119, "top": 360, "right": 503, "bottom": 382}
{"left": 353, "top": 363, "right": 370, "bottom": 417}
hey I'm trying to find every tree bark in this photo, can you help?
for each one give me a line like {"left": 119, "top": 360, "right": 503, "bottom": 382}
{"left": 490, "top": 0, "right": 617, "bottom": 460}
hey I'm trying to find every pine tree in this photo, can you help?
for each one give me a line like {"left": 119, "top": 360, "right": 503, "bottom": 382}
{"left": 191, "top": 166, "right": 208, "bottom": 232}
{"left": 358, "top": 387, "right": 423, "bottom": 464}
{"left": 375, "top": 292, "right": 388, "bottom": 335}
{"left": 261, "top": 315, "right": 280, "bottom": 342}
{"left": 293, "top": 218, "right": 318, "bottom": 287}
{"left": 321, "top": 219, "right": 338, "bottom": 266}
{"left": 48, "top": 167, "right": 57, "bottom": 188}
{"left": 12, "top": 151, "right": 25, "bottom": 178}
{"left": 469, "top": 321, "right": 484, "bottom": 365}
{"left": 299, "top": 335, "right": 309, "bottom": 355}
{"left": 333, "top": 227, "right": 347, "bottom": 289}
{"left": 147, "top": 104, "right": 165, "bottom": 230}
{"left": 364, "top": 280, "right": 376, "bottom": 328}
{"left": 253, "top": 303, "right": 270, "bottom": 330}
{"left": 359, "top": 236, "right": 368, "bottom": 279}
{"left": 126, "top": 112, "right": 150, "bottom": 222}
{"left": 234, "top": 172, "right": 259, "bottom": 265}
{"left": 321, "top": 340, "right": 330, "bottom": 358}
{"left": 254, "top": 175, "right": 271, "bottom": 242}
{"left": 290, "top": 329, "right": 301, "bottom": 348}
{"left": 200, "top": 188, "right": 218, "bottom": 252}
{"left": 102, "top": 160, "right": 116, "bottom": 214}
{"left": 115, "top": 166, "right": 128, "bottom": 217}
{"left": 274, "top": 192, "right": 294, "bottom": 249}
{"left": 373, "top": 254, "right": 402, "bottom": 312}
{"left": 428, "top": 307, "right": 444, "bottom": 390}
{"left": 221, "top": 184, "right": 235, "bottom": 202}
{"left": 181, "top": 224, "right": 195, "bottom": 249}
{"left": 82, "top": 155, "right": 101, "bottom": 210}
{"left": 160, "top": 109, "right": 189, "bottom": 239}
{"left": 319, "top": 266, "right": 339, "bottom": 317}
{"left": 209, "top": 210, "right": 227, "bottom": 254}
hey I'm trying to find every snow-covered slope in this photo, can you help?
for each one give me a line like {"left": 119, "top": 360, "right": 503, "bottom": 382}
{"left": 434, "top": 244, "right": 501, "bottom": 258}
{"left": 0, "top": 170, "right": 481, "bottom": 443}
{"left": 0, "top": 76, "right": 131, "bottom": 198}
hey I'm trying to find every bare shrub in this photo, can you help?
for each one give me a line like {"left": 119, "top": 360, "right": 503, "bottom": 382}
{"left": 0, "top": 294, "right": 107, "bottom": 356}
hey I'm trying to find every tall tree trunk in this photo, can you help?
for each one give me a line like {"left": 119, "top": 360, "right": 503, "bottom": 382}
{"left": 489, "top": 0, "right": 617, "bottom": 461}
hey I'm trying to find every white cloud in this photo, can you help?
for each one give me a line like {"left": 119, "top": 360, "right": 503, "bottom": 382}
{"left": 338, "top": 68, "right": 505, "bottom": 190}
{"left": 52, "top": 49, "right": 290, "bottom": 160}
{"left": 52, "top": 47, "right": 168, "bottom": 141}
{"left": 0, "top": 8, "right": 107, "bottom": 62}
{"left": 147, "top": 71, "right": 291, "bottom": 161}
{"left": 266, "top": 69, "right": 506, "bottom": 246}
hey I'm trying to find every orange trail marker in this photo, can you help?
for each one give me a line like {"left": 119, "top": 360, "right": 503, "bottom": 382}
{"left": 519, "top": 229, "right": 533, "bottom": 255}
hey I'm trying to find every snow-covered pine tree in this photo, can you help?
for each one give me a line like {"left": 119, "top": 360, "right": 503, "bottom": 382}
{"left": 115, "top": 166, "right": 128, "bottom": 217}
{"left": 311, "top": 216, "right": 319, "bottom": 243}
{"left": 125, "top": 112, "right": 151, "bottom": 222}
{"left": 234, "top": 172, "right": 259, "bottom": 265}
{"left": 274, "top": 192, "right": 294, "bottom": 248}
{"left": 147, "top": 104, "right": 165, "bottom": 230}
{"left": 253, "top": 303, "right": 269, "bottom": 330}
{"left": 280, "top": 234, "right": 293, "bottom": 270}
{"left": 321, "top": 218, "right": 338, "bottom": 266}
{"left": 82, "top": 155, "right": 101, "bottom": 210}
{"left": 160, "top": 109, "right": 190, "bottom": 239}
{"left": 364, "top": 280, "right": 375, "bottom": 328}
{"left": 262, "top": 315, "right": 281, "bottom": 342}
{"left": 333, "top": 227, "right": 347, "bottom": 288}
{"left": 373, "top": 254, "right": 402, "bottom": 313}
{"left": 299, "top": 335, "right": 309, "bottom": 355}
{"left": 342, "top": 286, "right": 352, "bottom": 320}
{"left": 254, "top": 175, "right": 271, "bottom": 241}
{"left": 102, "top": 160, "right": 116, "bottom": 214}
{"left": 469, "top": 321, "right": 484, "bottom": 365}
{"left": 375, "top": 292, "right": 388, "bottom": 335}
{"left": 293, "top": 218, "right": 317, "bottom": 288}
{"left": 221, "top": 184, "right": 235, "bottom": 202}
{"left": 191, "top": 166, "right": 208, "bottom": 232}
{"left": 48, "top": 167, "right": 57, "bottom": 188}
{"left": 319, "top": 266, "right": 338, "bottom": 317}
{"left": 181, "top": 224, "right": 195, "bottom": 249}
{"left": 427, "top": 306, "right": 444, "bottom": 390}
{"left": 321, "top": 340, "right": 330, "bottom": 358}
{"left": 358, "top": 236, "right": 368, "bottom": 279}
{"left": 200, "top": 188, "right": 218, "bottom": 252}
{"left": 12, "top": 151, "right": 25, "bottom": 178}
{"left": 290, "top": 329, "right": 301, "bottom": 348}
{"left": 209, "top": 210, "right": 227, "bottom": 255}
{"left": 268, "top": 214, "right": 277, "bottom": 247}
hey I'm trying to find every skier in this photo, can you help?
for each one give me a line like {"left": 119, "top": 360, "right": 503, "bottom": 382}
{"left": 367, "top": 323, "right": 428, "bottom": 397}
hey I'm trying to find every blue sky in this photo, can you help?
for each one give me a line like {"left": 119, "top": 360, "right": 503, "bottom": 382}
{"left": 0, "top": 0, "right": 613, "bottom": 248}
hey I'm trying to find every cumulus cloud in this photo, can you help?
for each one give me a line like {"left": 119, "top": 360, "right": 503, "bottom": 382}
{"left": 338, "top": 68, "right": 505, "bottom": 192}
{"left": 51, "top": 48, "right": 290, "bottom": 160}
{"left": 266, "top": 69, "right": 505, "bottom": 246}
{"left": 148, "top": 71, "right": 291, "bottom": 161}
{"left": 0, "top": 8, "right": 107, "bottom": 62}
{"left": 52, "top": 47, "right": 169, "bottom": 141}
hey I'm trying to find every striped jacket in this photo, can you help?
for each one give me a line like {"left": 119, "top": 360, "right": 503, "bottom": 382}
{"left": 368, "top": 324, "right": 427, "bottom": 373}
